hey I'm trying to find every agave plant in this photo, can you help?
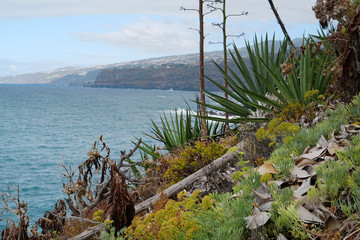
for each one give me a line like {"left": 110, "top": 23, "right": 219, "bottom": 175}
{"left": 198, "top": 35, "right": 288, "bottom": 122}
{"left": 201, "top": 36, "right": 332, "bottom": 123}
{"left": 143, "top": 109, "right": 223, "bottom": 152}
{"left": 231, "top": 34, "right": 288, "bottom": 96}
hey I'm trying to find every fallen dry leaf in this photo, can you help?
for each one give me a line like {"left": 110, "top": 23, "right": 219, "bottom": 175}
{"left": 268, "top": 180, "right": 284, "bottom": 187}
{"left": 294, "top": 147, "right": 327, "bottom": 165}
{"left": 258, "top": 201, "right": 273, "bottom": 212}
{"left": 316, "top": 135, "right": 328, "bottom": 149}
{"left": 245, "top": 208, "right": 271, "bottom": 230}
{"left": 343, "top": 124, "right": 360, "bottom": 134}
{"left": 291, "top": 166, "right": 311, "bottom": 179}
{"left": 323, "top": 215, "right": 341, "bottom": 233}
{"left": 294, "top": 177, "right": 312, "bottom": 198}
{"left": 277, "top": 233, "right": 288, "bottom": 240}
{"left": 297, "top": 205, "right": 324, "bottom": 224}
{"left": 302, "top": 165, "right": 316, "bottom": 177}
{"left": 251, "top": 184, "right": 272, "bottom": 204}
{"left": 296, "top": 159, "right": 317, "bottom": 168}
{"left": 257, "top": 162, "right": 279, "bottom": 175}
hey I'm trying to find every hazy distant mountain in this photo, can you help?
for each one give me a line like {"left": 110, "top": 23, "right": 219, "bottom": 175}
{"left": 91, "top": 60, "right": 242, "bottom": 91}
{"left": 0, "top": 38, "right": 303, "bottom": 88}
{"left": 0, "top": 50, "right": 228, "bottom": 85}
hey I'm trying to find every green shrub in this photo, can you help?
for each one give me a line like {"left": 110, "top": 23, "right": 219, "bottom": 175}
{"left": 233, "top": 169, "right": 262, "bottom": 198}
{"left": 256, "top": 118, "right": 300, "bottom": 147}
{"left": 316, "top": 161, "right": 350, "bottom": 199}
{"left": 125, "top": 190, "right": 206, "bottom": 240}
{"left": 336, "top": 134, "right": 360, "bottom": 166}
{"left": 164, "top": 142, "right": 228, "bottom": 185}
{"left": 275, "top": 204, "right": 307, "bottom": 239}
{"left": 193, "top": 192, "right": 252, "bottom": 239}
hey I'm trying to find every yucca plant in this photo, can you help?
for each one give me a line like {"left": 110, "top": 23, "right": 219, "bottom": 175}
{"left": 198, "top": 35, "right": 288, "bottom": 123}
{"left": 201, "top": 36, "right": 332, "bottom": 123}
{"left": 143, "top": 109, "right": 224, "bottom": 152}
{"left": 232, "top": 34, "right": 288, "bottom": 97}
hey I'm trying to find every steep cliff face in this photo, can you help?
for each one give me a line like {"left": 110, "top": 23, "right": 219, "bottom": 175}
{"left": 91, "top": 61, "right": 240, "bottom": 91}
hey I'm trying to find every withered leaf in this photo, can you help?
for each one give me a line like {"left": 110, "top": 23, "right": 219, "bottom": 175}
{"left": 344, "top": 124, "right": 360, "bottom": 134}
{"left": 295, "top": 147, "right": 327, "bottom": 165}
{"left": 296, "top": 159, "right": 317, "bottom": 168}
{"left": 297, "top": 205, "right": 324, "bottom": 224}
{"left": 277, "top": 233, "right": 288, "bottom": 240}
{"left": 328, "top": 140, "right": 346, "bottom": 155}
{"left": 294, "top": 177, "right": 312, "bottom": 198}
{"left": 302, "top": 165, "right": 316, "bottom": 177}
{"left": 291, "top": 166, "right": 311, "bottom": 179}
{"left": 251, "top": 184, "right": 272, "bottom": 201}
{"left": 257, "top": 162, "right": 279, "bottom": 175}
{"left": 268, "top": 180, "right": 284, "bottom": 187}
{"left": 245, "top": 210, "right": 271, "bottom": 230}
{"left": 316, "top": 135, "right": 328, "bottom": 149}
{"left": 258, "top": 201, "right": 273, "bottom": 212}
{"left": 324, "top": 215, "right": 341, "bottom": 233}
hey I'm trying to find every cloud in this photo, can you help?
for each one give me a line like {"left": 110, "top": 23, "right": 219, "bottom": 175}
{"left": 0, "top": 58, "right": 70, "bottom": 76}
{"left": 72, "top": 17, "right": 198, "bottom": 54}
{"left": 0, "top": 0, "right": 318, "bottom": 24}
{"left": 10, "top": 65, "right": 18, "bottom": 71}
{"left": 72, "top": 53, "right": 118, "bottom": 59}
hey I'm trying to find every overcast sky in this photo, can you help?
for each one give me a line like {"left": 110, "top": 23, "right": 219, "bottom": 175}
{"left": 0, "top": 0, "right": 319, "bottom": 76}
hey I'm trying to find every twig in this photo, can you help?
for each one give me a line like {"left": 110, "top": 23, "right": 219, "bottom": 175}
{"left": 62, "top": 164, "right": 87, "bottom": 230}
{"left": 86, "top": 138, "right": 142, "bottom": 211}
{"left": 118, "top": 138, "right": 142, "bottom": 167}
{"left": 267, "top": 0, "right": 296, "bottom": 51}
{"left": 343, "top": 225, "right": 360, "bottom": 240}
{"left": 64, "top": 216, "right": 100, "bottom": 225}
{"left": 15, "top": 186, "right": 22, "bottom": 240}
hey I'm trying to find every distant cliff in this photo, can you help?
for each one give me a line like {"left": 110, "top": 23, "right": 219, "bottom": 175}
{"left": 90, "top": 60, "right": 242, "bottom": 91}
{"left": 0, "top": 39, "right": 302, "bottom": 86}
{"left": 50, "top": 69, "right": 102, "bottom": 86}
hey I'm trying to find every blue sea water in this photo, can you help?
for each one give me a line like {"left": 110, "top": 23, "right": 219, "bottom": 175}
{"left": 0, "top": 84, "right": 197, "bottom": 230}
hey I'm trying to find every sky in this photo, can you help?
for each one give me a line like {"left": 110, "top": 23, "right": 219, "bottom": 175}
{"left": 0, "top": 0, "right": 320, "bottom": 76}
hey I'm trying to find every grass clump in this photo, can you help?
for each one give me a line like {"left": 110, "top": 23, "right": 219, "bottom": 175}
{"left": 256, "top": 118, "right": 300, "bottom": 147}
{"left": 124, "top": 190, "right": 206, "bottom": 240}
{"left": 192, "top": 192, "right": 252, "bottom": 239}
{"left": 163, "top": 142, "right": 228, "bottom": 185}
{"left": 316, "top": 161, "right": 349, "bottom": 199}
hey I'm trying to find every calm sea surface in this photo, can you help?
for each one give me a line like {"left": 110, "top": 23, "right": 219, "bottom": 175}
{"left": 0, "top": 84, "right": 197, "bottom": 230}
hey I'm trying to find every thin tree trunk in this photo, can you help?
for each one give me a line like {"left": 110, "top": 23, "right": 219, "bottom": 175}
{"left": 199, "top": 0, "right": 208, "bottom": 139}
{"left": 222, "top": 0, "right": 230, "bottom": 129}
{"left": 267, "top": 0, "right": 296, "bottom": 51}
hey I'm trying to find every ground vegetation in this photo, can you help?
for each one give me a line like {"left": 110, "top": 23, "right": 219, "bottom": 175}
{"left": 2, "top": 1, "right": 360, "bottom": 239}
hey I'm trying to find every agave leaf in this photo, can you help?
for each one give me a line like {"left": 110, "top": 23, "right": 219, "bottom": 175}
{"left": 202, "top": 34, "right": 332, "bottom": 125}
{"left": 144, "top": 109, "right": 225, "bottom": 152}
{"left": 196, "top": 114, "right": 268, "bottom": 123}
{"left": 196, "top": 98, "right": 246, "bottom": 116}
{"left": 207, "top": 75, "right": 257, "bottom": 110}
{"left": 137, "top": 141, "right": 160, "bottom": 159}
{"left": 123, "top": 158, "right": 142, "bottom": 180}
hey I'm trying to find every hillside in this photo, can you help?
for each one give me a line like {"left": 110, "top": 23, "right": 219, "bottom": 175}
{"left": 90, "top": 60, "right": 242, "bottom": 91}
{"left": 0, "top": 39, "right": 293, "bottom": 87}
{"left": 0, "top": 50, "right": 227, "bottom": 86}
{"left": 0, "top": 39, "right": 303, "bottom": 91}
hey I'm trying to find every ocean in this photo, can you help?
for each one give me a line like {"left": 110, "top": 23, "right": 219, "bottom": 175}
{"left": 0, "top": 84, "right": 198, "bottom": 230}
